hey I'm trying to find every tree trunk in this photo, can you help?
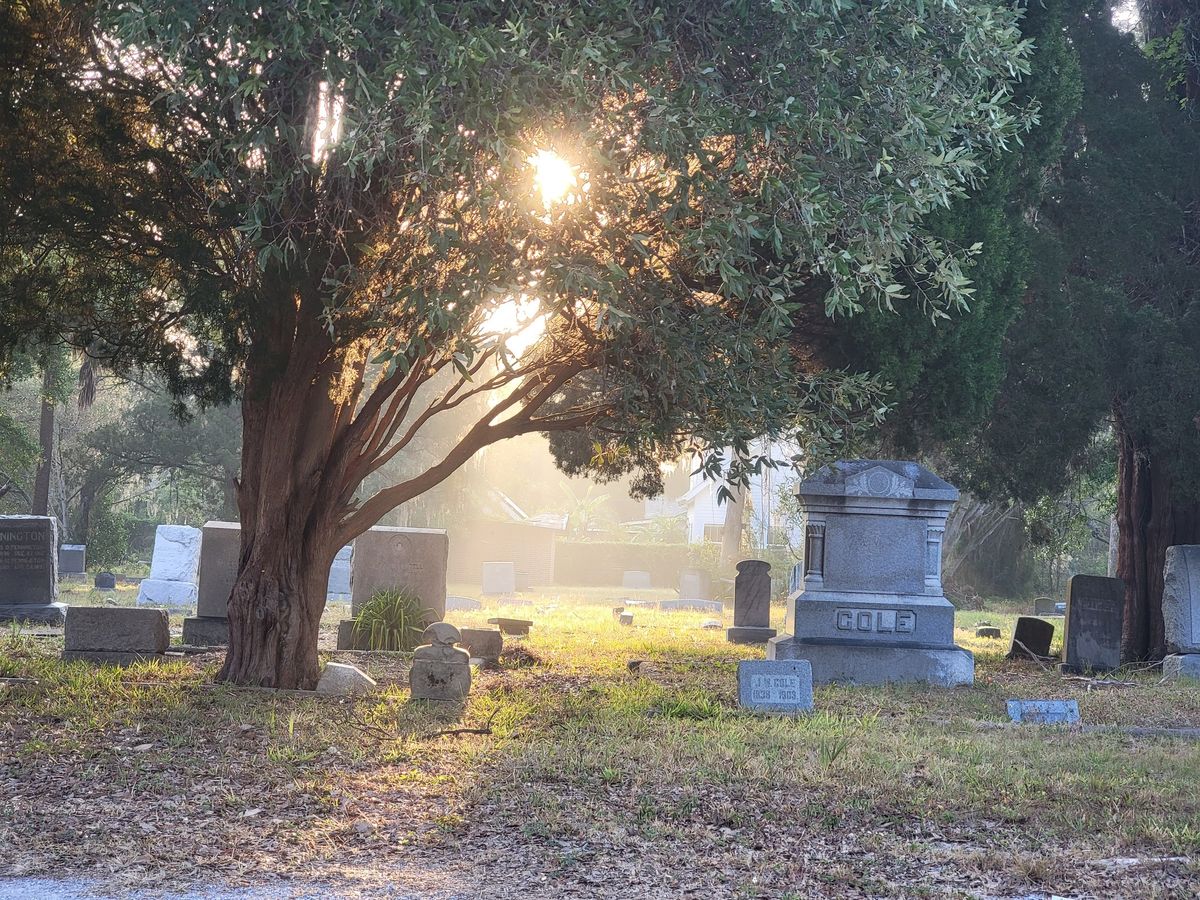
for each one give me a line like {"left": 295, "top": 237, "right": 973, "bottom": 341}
{"left": 1115, "top": 419, "right": 1200, "bottom": 661}
{"left": 31, "top": 363, "right": 55, "bottom": 517}
{"left": 720, "top": 483, "right": 745, "bottom": 569}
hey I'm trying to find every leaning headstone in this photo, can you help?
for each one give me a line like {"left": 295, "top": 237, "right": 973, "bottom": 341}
{"left": 1161, "top": 545, "right": 1200, "bottom": 681}
{"left": 737, "top": 660, "right": 814, "bottom": 714}
{"left": 727, "top": 559, "right": 776, "bottom": 644}
{"left": 622, "top": 570, "right": 652, "bottom": 590}
{"left": 409, "top": 623, "right": 471, "bottom": 701}
{"left": 136, "top": 524, "right": 201, "bottom": 609}
{"left": 481, "top": 561, "right": 517, "bottom": 596}
{"left": 1007, "top": 616, "right": 1055, "bottom": 660}
{"left": 58, "top": 544, "right": 86, "bottom": 576}
{"left": 316, "top": 662, "right": 377, "bottom": 696}
{"left": 94, "top": 571, "right": 117, "bottom": 591}
{"left": 1006, "top": 699, "right": 1080, "bottom": 725}
{"left": 767, "top": 461, "right": 973, "bottom": 686}
{"left": 678, "top": 568, "right": 712, "bottom": 601}
{"left": 62, "top": 607, "right": 168, "bottom": 665}
{"left": 0, "top": 515, "right": 65, "bottom": 625}
{"left": 459, "top": 627, "right": 503, "bottom": 663}
{"left": 1061, "top": 574, "right": 1125, "bottom": 674}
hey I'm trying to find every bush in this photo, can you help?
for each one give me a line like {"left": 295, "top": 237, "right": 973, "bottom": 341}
{"left": 85, "top": 493, "right": 133, "bottom": 570}
{"left": 353, "top": 589, "right": 430, "bottom": 652}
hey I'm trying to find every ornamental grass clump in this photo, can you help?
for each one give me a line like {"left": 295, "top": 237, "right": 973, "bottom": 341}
{"left": 353, "top": 589, "right": 430, "bottom": 652}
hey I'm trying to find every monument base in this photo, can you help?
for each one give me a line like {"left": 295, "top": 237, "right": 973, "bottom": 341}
{"left": 136, "top": 578, "right": 198, "bottom": 609}
{"left": 62, "top": 650, "right": 165, "bottom": 666}
{"left": 1163, "top": 654, "right": 1200, "bottom": 682}
{"left": 767, "top": 635, "right": 974, "bottom": 687}
{"left": 0, "top": 602, "right": 67, "bottom": 626}
{"left": 182, "top": 616, "right": 229, "bottom": 646}
{"left": 727, "top": 626, "right": 777, "bottom": 645}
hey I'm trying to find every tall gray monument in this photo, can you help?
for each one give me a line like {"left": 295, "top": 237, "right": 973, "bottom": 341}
{"left": 0, "top": 515, "right": 65, "bottom": 625}
{"left": 727, "top": 559, "right": 776, "bottom": 644}
{"left": 767, "top": 461, "right": 973, "bottom": 686}
{"left": 1061, "top": 574, "right": 1124, "bottom": 674}
{"left": 1162, "top": 545, "right": 1200, "bottom": 681}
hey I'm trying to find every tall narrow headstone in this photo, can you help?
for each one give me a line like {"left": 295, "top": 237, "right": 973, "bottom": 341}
{"left": 767, "top": 461, "right": 973, "bottom": 686}
{"left": 182, "top": 520, "right": 239, "bottom": 645}
{"left": 0, "top": 515, "right": 65, "bottom": 625}
{"left": 1162, "top": 545, "right": 1200, "bottom": 681}
{"left": 727, "top": 559, "right": 776, "bottom": 644}
{"left": 1061, "top": 574, "right": 1124, "bottom": 674}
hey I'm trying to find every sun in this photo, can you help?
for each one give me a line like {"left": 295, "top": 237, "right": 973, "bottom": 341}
{"left": 528, "top": 149, "right": 577, "bottom": 206}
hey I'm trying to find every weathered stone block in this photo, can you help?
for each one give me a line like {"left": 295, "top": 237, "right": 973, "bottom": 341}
{"left": 1163, "top": 545, "right": 1200, "bottom": 654}
{"left": 58, "top": 544, "right": 86, "bottom": 575}
{"left": 1061, "top": 574, "right": 1124, "bottom": 674}
{"left": 726, "top": 625, "right": 777, "bottom": 645}
{"left": 135, "top": 578, "right": 198, "bottom": 609}
{"left": 0, "top": 602, "right": 66, "bottom": 625}
{"left": 975, "top": 626, "right": 1001, "bottom": 639}
{"left": 352, "top": 526, "right": 448, "bottom": 622}
{"left": 181, "top": 616, "right": 229, "bottom": 646}
{"left": 316, "top": 662, "right": 376, "bottom": 696}
{"left": 410, "top": 623, "right": 471, "bottom": 701}
{"left": 768, "top": 635, "right": 974, "bottom": 687}
{"left": 1163, "top": 654, "right": 1200, "bottom": 682}
{"left": 481, "top": 561, "right": 516, "bottom": 596}
{"left": 64, "top": 607, "right": 169, "bottom": 653}
{"left": 737, "top": 660, "right": 813, "bottom": 714}
{"left": 488, "top": 617, "right": 532, "bottom": 636}
{"left": 459, "top": 627, "right": 503, "bottom": 663}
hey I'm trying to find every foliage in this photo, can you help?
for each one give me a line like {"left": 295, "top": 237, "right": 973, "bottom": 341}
{"left": 352, "top": 589, "right": 430, "bottom": 653}
{"left": 83, "top": 488, "right": 133, "bottom": 569}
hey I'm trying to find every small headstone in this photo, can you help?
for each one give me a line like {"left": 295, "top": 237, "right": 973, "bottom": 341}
{"left": 678, "top": 568, "right": 712, "bottom": 600}
{"left": 621, "top": 570, "right": 652, "bottom": 590}
{"left": 410, "top": 623, "right": 471, "bottom": 701}
{"left": 62, "top": 607, "right": 169, "bottom": 665}
{"left": 58, "top": 544, "right": 86, "bottom": 575}
{"left": 700, "top": 619, "right": 721, "bottom": 630}
{"left": 316, "top": 662, "right": 377, "bottom": 696}
{"left": 1061, "top": 574, "right": 1125, "bottom": 674}
{"left": 446, "top": 595, "right": 483, "bottom": 612}
{"left": 94, "top": 571, "right": 117, "bottom": 591}
{"left": 737, "top": 660, "right": 814, "bottom": 714}
{"left": 975, "top": 625, "right": 1001, "bottom": 639}
{"left": 728, "top": 559, "right": 776, "bottom": 644}
{"left": 1033, "top": 597, "right": 1060, "bottom": 617}
{"left": 136, "top": 524, "right": 201, "bottom": 609}
{"left": 481, "top": 561, "right": 517, "bottom": 596}
{"left": 611, "top": 606, "right": 625, "bottom": 618}
{"left": 0, "top": 515, "right": 65, "bottom": 625}
{"left": 487, "top": 616, "right": 532, "bottom": 636}
{"left": 1007, "top": 616, "right": 1055, "bottom": 660}
{"left": 659, "top": 598, "right": 723, "bottom": 613}
{"left": 459, "top": 627, "right": 503, "bottom": 663}
{"left": 619, "top": 612, "right": 634, "bottom": 626}
{"left": 1006, "top": 699, "right": 1080, "bottom": 725}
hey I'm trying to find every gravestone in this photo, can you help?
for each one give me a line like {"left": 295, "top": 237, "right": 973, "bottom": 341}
{"left": 1007, "top": 616, "right": 1055, "bottom": 660}
{"left": 0, "top": 515, "right": 65, "bottom": 625}
{"left": 767, "top": 461, "right": 973, "bottom": 686}
{"left": 727, "top": 559, "right": 776, "bottom": 644}
{"left": 94, "top": 571, "right": 117, "bottom": 591}
{"left": 410, "top": 623, "right": 471, "bottom": 701}
{"left": 737, "top": 660, "right": 814, "bottom": 714}
{"left": 316, "top": 662, "right": 376, "bottom": 696}
{"left": 58, "top": 544, "right": 86, "bottom": 575}
{"left": 337, "top": 526, "right": 449, "bottom": 650}
{"left": 446, "top": 595, "right": 482, "bottom": 612}
{"left": 136, "top": 524, "right": 201, "bottom": 609}
{"left": 459, "top": 627, "right": 503, "bottom": 664}
{"left": 1161, "top": 545, "right": 1200, "bottom": 680}
{"left": 659, "top": 598, "right": 722, "bottom": 613}
{"left": 488, "top": 616, "right": 532, "bottom": 636}
{"left": 678, "top": 568, "right": 712, "bottom": 601}
{"left": 788, "top": 562, "right": 804, "bottom": 595}
{"left": 62, "top": 606, "right": 168, "bottom": 665}
{"left": 1061, "top": 574, "right": 1125, "bottom": 674}
{"left": 1033, "top": 597, "right": 1061, "bottom": 616}
{"left": 327, "top": 544, "right": 352, "bottom": 602}
{"left": 1007, "top": 699, "right": 1080, "bottom": 725}
{"left": 622, "top": 570, "right": 652, "bottom": 590}
{"left": 975, "top": 625, "right": 1001, "bottom": 639}
{"left": 481, "top": 561, "right": 516, "bottom": 596}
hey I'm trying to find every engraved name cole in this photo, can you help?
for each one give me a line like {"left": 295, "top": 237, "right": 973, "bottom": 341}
{"left": 750, "top": 674, "right": 803, "bottom": 702}
{"left": 835, "top": 608, "right": 916, "bottom": 634}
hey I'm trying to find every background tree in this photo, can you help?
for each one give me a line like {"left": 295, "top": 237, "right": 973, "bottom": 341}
{"left": 3, "top": 0, "right": 1036, "bottom": 687}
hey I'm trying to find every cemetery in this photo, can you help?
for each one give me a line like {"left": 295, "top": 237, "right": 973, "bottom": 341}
{"left": 2, "top": 0, "right": 1200, "bottom": 897}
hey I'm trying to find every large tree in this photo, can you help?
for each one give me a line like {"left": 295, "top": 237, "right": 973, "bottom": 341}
{"left": 1, "top": 0, "right": 1035, "bottom": 687}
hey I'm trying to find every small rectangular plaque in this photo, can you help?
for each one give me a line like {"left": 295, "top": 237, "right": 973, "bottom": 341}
{"left": 1006, "top": 699, "right": 1080, "bottom": 725}
{"left": 737, "top": 660, "right": 813, "bottom": 714}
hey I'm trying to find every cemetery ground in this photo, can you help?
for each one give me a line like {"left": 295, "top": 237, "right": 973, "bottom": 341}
{"left": 3, "top": 587, "right": 1200, "bottom": 898}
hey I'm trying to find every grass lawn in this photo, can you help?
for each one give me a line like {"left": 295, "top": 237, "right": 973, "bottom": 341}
{"left": 2, "top": 585, "right": 1199, "bottom": 898}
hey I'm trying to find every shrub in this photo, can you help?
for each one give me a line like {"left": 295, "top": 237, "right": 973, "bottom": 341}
{"left": 353, "top": 589, "right": 430, "bottom": 652}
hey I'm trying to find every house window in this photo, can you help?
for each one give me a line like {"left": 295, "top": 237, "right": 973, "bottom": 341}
{"left": 703, "top": 524, "right": 723, "bottom": 543}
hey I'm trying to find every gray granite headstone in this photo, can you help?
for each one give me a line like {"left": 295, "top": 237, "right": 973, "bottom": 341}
{"left": 1034, "top": 597, "right": 1061, "bottom": 617}
{"left": 767, "top": 461, "right": 973, "bottom": 686}
{"left": 728, "top": 559, "right": 776, "bottom": 644}
{"left": 1061, "top": 574, "right": 1124, "bottom": 674}
{"left": 0, "top": 515, "right": 65, "bottom": 624}
{"left": 1007, "top": 616, "right": 1055, "bottom": 660}
{"left": 62, "top": 607, "right": 169, "bottom": 664}
{"left": 737, "top": 660, "right": 813, "bottom": 714}
{"left": 1162, "top": 545, "right": 1200, "bottom": 654}
{"left": 410, "top": 622, "right": 471, "bottom": 701}
{"left": 58, "top": 544, "right": 86, "bottom": 575}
